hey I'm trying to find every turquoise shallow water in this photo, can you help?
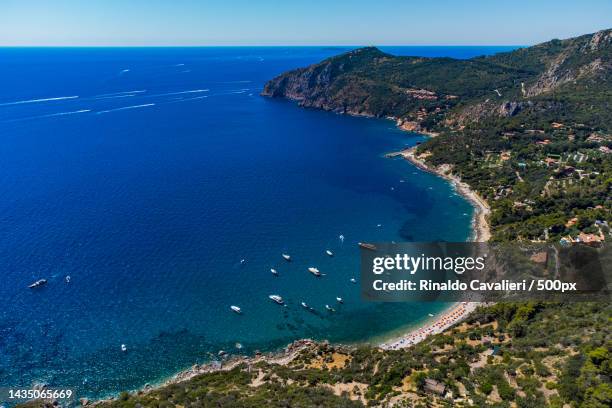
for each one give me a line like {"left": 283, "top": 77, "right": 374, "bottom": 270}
{"left": 0, "top": 46, "right": 514, "bottom": 400}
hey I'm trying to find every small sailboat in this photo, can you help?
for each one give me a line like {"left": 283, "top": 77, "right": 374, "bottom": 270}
{"left": 270, "top": 268, "right": 279, "bottom": 276}
{"left": 230, "top": 305, "right": 242, "bottom": 314}
{"left": 339, "top": 234, "right": 345, "bottom": 244}
{"left": 326, "top": 250, "right": 333, "bottom": 257}
{"left": 336, "top": 297, "right": 344, "bottom": 304}
{"left": 325, "top": 305, "right": 336, "bottom": 312}
{"left": 308, "top": 267, "right": 321, "bottom": 277}
{"left": 269, "top": 295, "right": 284, "bottom": 305}
{"left": 28, "top": 279, "right": 47, "bottom": 289}
{"left": 282, "top": 253, "right": 291, "bottom": 262}
{"left": 350, "top": 278, "right": 357, "bottom": 283}
{"left": 121, "top": 344, "right": 127, "bottom": 352}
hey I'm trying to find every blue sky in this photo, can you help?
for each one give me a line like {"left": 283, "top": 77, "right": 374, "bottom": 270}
{"left": 1, "top": 0, "right": 610, "bottom": 46}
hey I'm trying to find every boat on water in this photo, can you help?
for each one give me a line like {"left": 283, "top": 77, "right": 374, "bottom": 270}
{"left": 230, "top": 305, "right": 242, "bottom": 314}
{"left": 65, "top": 275, "right": 71, "bottom": 283}
{"left": 28, "top": 279, "right": 47, "bottom": 289}
{"left": 269, "top": 295, "right": 284, "bottom": 305}
{"left": 308, "top": 267, "right": 321, "bottom": 277}
{"left": 350, "top": 278, "right": 357, "bottom": 283}
{"left": 121, "top": 344, "right": 127, "bottom": 352}
{"left": 301, "top": 302, "right": 309, "bottom": 309}
{"left": 235, "top": 342, "right": 243, "bottom": 350}
{"left": 270, "top": 268, "right": 279, "bottom": 276}
{"left": 336, "top": 297, "right": 344, "bottom": 303}
{"left": 325, "top": 305, "right": 336, "bottom": 312}
{"left": 358, "top": 242, "right": 377, "bottom": 251}
{"left": 428, "top": 313, "right": 435, "bottom": 317}
{"left": 326, "top": 250, "right": 333, "bottom": 257}
{"left": 282, "top": 254, "right": 291, "bottom": 261}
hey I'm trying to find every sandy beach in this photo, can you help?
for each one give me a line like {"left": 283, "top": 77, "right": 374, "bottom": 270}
{"left": 95, "top": 142, "right": 493, "bottom": 404}
{"left": 379, "top": 302, "right": 480, "bottom": 350}
{"left": 377, "top": 144, "right": 491, "bottom": 350}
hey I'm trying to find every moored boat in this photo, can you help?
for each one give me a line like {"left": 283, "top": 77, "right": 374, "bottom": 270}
{"left": 270, "top": 268, "right": 279, "bottom": 276}
{"left": 308, "top": 267, "right": 321, "bottom": 277}
{"left": 358, "top": 242, "right": 377, "bottom": 251}
{"left": 269, "top": 295, "right": 284, "bottom": 305}
{"left": 326, "top": 250, "right": 333, "bottom": 257}
{"left": 231, "top": 305, "right": 242, "bottom": 314}
{"left": 282, "top": 254, "right": 291, "bottom": 261}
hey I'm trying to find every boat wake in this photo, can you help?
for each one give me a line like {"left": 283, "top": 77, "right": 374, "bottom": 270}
{"left": 96, "top": 103, "right": 156, "bottom": 114}
{"left": 0, "top": 95, "right": 79, "bottom": 107}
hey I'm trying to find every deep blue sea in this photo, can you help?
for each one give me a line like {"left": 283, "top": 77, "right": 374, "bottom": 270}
{"left": 0, "top": 46, "right": 517, "bottom": 400}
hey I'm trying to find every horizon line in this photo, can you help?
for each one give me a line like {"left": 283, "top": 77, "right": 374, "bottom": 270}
{"left": 0, "top": 44, "right": 526, "bottom": 48}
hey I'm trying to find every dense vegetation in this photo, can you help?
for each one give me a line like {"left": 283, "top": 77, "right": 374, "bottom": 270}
{"left": 263, "top": 28, "right": 612, "bottom": 243}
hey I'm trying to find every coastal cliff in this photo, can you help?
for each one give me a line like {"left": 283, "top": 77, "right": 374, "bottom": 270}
{"left": 263, "top": 29, "right": 611, "bottom": 131}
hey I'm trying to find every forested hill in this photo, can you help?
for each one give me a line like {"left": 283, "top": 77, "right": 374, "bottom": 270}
{"left": 263, "top": 29, "right": 612, "bottom": 243}
{"left": 262, "top": 29, "right": 611, "bottom": 130}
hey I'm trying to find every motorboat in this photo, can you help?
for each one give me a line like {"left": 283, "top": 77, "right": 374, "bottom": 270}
{"left": 336, "top": 297, "right": 344, "bottom": 303}
{"left": 270, "top": 268, "right": 279, "bottom": 276}
{"left": 326, "top": 250, "right": 333, "bottom": 257}
{"left": 282, "top": 254, "right": 291, "bottom": 261}
{"left": 358, "top": 242, "right": 377, "bottom": 251}
{"left": 269, "top": 295, "right": 284, "bottom": 305}
{"left": 231, "top": 305, "right": 242, "bottom": 314}
{"left": 308, "top": 267, "right": 321, "bottom": 277}
{"left": 28, "top": 279, "right": 47, "bottom": 289}
{"left": 325, "top": 305, "right": 336, "bottom": 312}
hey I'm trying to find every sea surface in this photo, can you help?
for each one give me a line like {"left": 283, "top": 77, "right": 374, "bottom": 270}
{"left": 0, "top": 46, "right": 517, "bottom": 400}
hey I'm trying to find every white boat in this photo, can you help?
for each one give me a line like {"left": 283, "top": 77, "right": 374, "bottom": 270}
{"left": 240, "top": 259, "right": 246, "bottom": 265}
{"left": 282, "top": 254, "right": 291, "bottom": 261}
{"left": 350, "top": 278, "right": 357, "bottom": 283}
{"left": 28, "top": 279, "right": 47, "bottom": 289}
{"left": 235, "top": 342, "right": 243, "bottom": 350}
{"left": 301, "top": 301, "right": 309, "bottom": 308}
{"left": 121, "top": 344, "right": 127, "bottom": 352}
{"left": 336, "top": 297, "right": 344, "bottom": 303}
{"left": 230, "top": 305, "right": 242, "bottom": 314}
{"left": 269, "top": 295, "right": 284, "bottom": 305}
{"left": 326, "top": 250, "right": 333, "bottom": 257}
{"left": 428, "top": 313, "right": 434, "bottom": 317}
{"left": 308, "top": 267, "right": 321, "bottom": 277}
{"left": 270, "top": 268, "right": 279, "bottom": 276}
{"left": 325, "top": 305, "right": 336, "bottom": 312}
{"left": 65, "top": 275, "right": 71, "bottom": 283}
